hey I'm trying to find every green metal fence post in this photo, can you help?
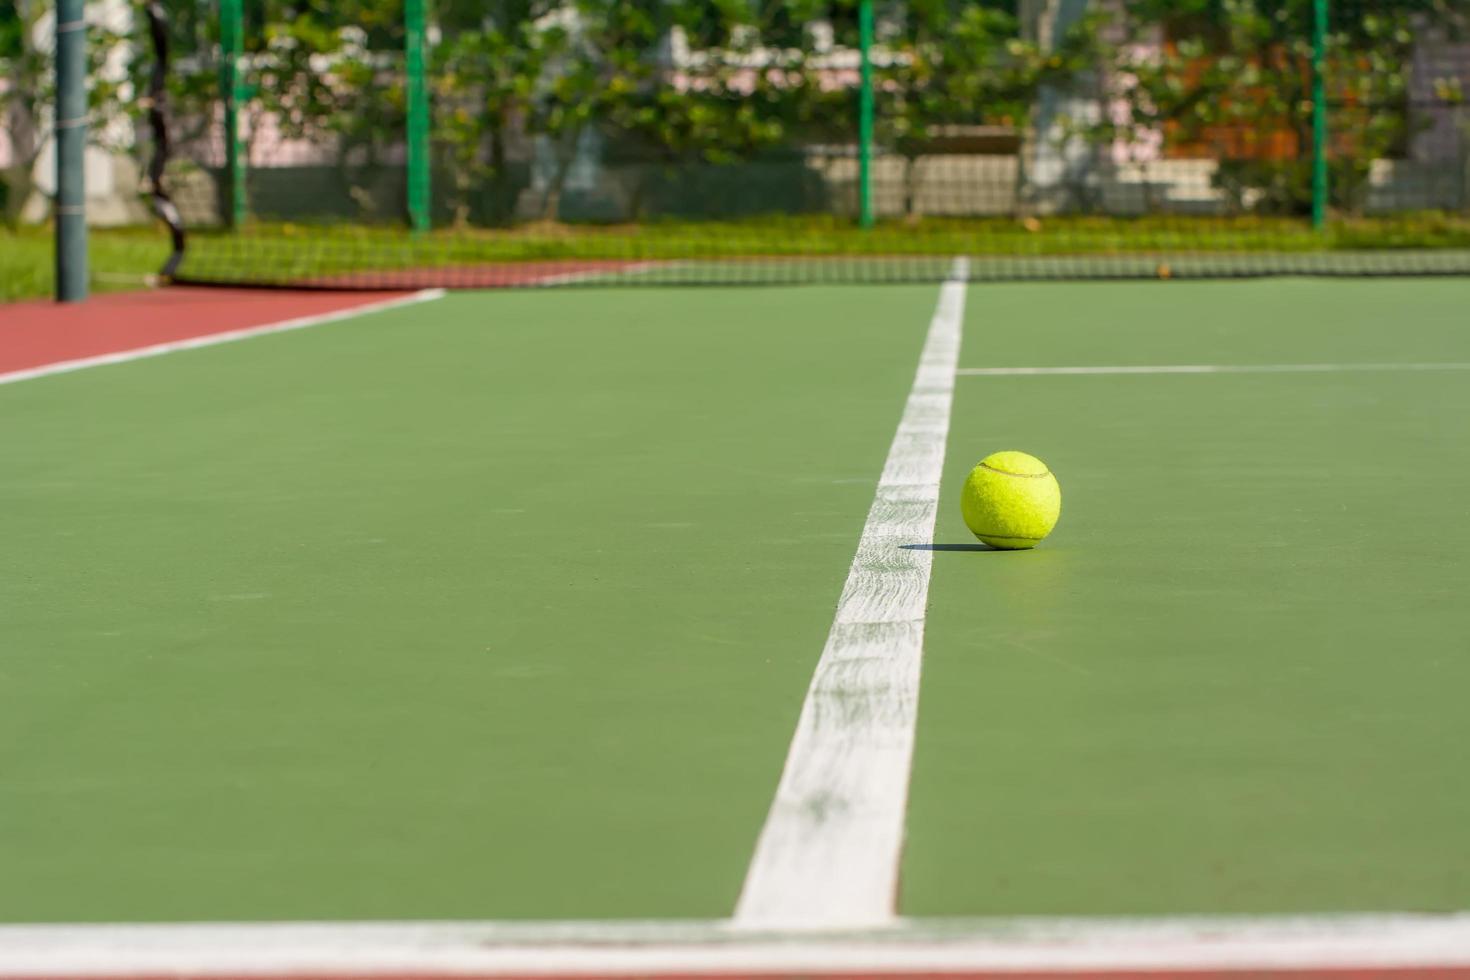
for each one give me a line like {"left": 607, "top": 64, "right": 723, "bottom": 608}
{"left": 220, "top": 0, "right": 246, "bottom": 228}
{"left": 1311, "top": 0, "right": 1329, "bottom": 230}
{"left": 405, "top": 0, "right": 431, "bottom": 232}
{"left": 55, "top": 0, "right": 88, "bottom": 301}
{"left": 858, "top": 0, "right": 875, "bottom": 229}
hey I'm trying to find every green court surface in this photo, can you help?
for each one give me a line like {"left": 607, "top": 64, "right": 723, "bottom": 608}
{"left": 3, "top": 278, "right": 1468, "bottom": 925}
{"left": 905, "top": 280, "right": 1470, "bottom": 916}
{"left": 0, "top": 286, "right": 936, "bottom": 921}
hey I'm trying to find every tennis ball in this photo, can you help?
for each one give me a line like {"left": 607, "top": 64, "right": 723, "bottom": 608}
{"left": 960, "top": 451, "right": 1061, "bottom": 550}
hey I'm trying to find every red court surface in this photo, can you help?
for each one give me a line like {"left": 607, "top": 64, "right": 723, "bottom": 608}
{"left": 0, "top": 287, "right": 411, "bottom": 377}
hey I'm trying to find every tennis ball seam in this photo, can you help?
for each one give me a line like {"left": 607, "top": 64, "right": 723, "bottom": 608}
{"left": 976, "top": 532, "right": 1042, "bottom": 542}
{"left": 978, "top": 461, "right": 1052, "bottom": 479}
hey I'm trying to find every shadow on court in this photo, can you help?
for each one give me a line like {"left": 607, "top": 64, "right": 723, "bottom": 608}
{"left": 902, "top": 543, "right": 995, "bottom": 552}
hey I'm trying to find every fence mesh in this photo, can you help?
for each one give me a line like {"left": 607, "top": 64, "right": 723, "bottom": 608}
{"left": 150, "top": 0, "right": 1470, "bottom": 288}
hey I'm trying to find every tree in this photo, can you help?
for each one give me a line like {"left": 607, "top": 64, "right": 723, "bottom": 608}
{"left": 1092, "top": 0, "right": 1469, "bottom": 217}
{"left": 869, "top": 0, "right": 1061, "bottom": 218}
{"left": 245, "top": 0, "right": 408, "bottom": 220}
{"left": 578, "top": 0, "right": 825, "bottom": 220}
{"left": 0, "top": 0, "right": 129, "bottom": 226}
{"left": 430, "top": 7, "right": 564, "bottom": 226}
{"left": 0, "top": 0, "right": 49, "bottom": 225}
{"left": 532, "top": 14, "right": 616, "bottom": 223}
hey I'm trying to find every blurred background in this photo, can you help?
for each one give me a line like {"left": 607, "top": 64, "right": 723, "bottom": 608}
{"left": 3, "top": 0, "right": 1469, "bottom": 294}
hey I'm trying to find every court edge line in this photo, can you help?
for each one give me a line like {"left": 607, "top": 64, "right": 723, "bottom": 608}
{"left": 4, "top": 914, "right": 1470, "bottom": 977}
{"left": 0, "top": 289, "right": 447, "bottom": 387}
{"left": 732, "top": 257, "right": 970, "bottom": 932}
{"left": 957, "top": 363, "right": 1470, "bottom": 377}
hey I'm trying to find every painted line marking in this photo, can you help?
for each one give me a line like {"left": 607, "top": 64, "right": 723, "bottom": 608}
{"left": 957, "top": 363, "right": 1470, "bottom": 377}
{"left": 733, "top": 258, "right": 970, "bottom": 931}
{"left": 0, "top": 289, "right": 446, "bottom": 388}
{"left": 4, "top": 914, "right": 1470, "bottom": 977}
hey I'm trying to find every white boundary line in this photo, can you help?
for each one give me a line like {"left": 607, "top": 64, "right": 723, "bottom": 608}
{"left": 4, "top": 914, "right": 1470, "bottom": 977}
{"left": 732, "top": 258, "right": 969, "bottom": 931}
{"left": 0, "top": 289, "right": 446, "bottom": 388}
{"left": 957, "top": 362, "right": 1470, "bottom": 377}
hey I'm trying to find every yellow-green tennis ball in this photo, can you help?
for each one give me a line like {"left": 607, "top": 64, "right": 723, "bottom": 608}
{"left": 960, "top": 451, "right": 1061, "bottom": 550}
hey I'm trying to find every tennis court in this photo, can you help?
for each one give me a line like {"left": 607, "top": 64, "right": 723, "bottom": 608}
{"left": 12, "top": 0, "right": 1470, "bottom": 970}
{"left": 3, "top": 271, "right": 1468, "bottom": 977}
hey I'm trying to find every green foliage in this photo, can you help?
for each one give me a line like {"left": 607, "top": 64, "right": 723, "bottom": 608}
{"left": 0, "top": 0, "right": 132, "bottom": 225}
{"left": 866, "top": 1, "right": 1105, "bottom": 215}
{"left": 580, "top": 0, "right": 830, "bottom": 217}
{"left": 132, "top": 0, "right": 221, "bottom": 155}
{"left": 124, "top": 0, "right": 1095, "bottom": 226}
{"left": 0, "top": 1, "right": 48, "bottom": 194}
{"left": 876, "top": 2, "right": 1035, "bottom": 149}
{"left": 63, "top": 0, "right": 1470, "bottom": 233}
{"left": 431, "top": 15, "right": 562, "bottom": 224}
{"left": 0, "top": 0, "right": 22, "bottom": 60}
{"left": 1092, "top": 0, "right": 1469, "bottom": 216}
{"left": 249, "top": 3, "right": 409, "bottom": 219}
{"left": 878, "top": 4, "right": 1014, "bottom": 213}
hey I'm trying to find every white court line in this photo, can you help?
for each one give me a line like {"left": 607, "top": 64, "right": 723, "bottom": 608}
{"left": 958, "top": 362, "right": 1470, "bottom": 377}
{"left": 4, "top": 915, "right": 1470, "bottom": 977}
{"left": 733, "top": 257, "right": 969, "bottom": 931}
{"left": 0, "top": 289, "right": 446, "bottom": 387}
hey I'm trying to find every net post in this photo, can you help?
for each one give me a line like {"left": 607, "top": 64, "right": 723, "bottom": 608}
{"left": 220, "top": 0, "right": 246, "bottom": 229}
{"left": 1311, "top": 0, "right": 1329, "bottom": 231}
{"left": 404, "top": 0, "right": 431, "bottom": 234}
{"left": 54, "top": 0, "right": 87, "bottom": 302}
{"left": 858, "top": 0, "right": 875, "bottom": 229}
